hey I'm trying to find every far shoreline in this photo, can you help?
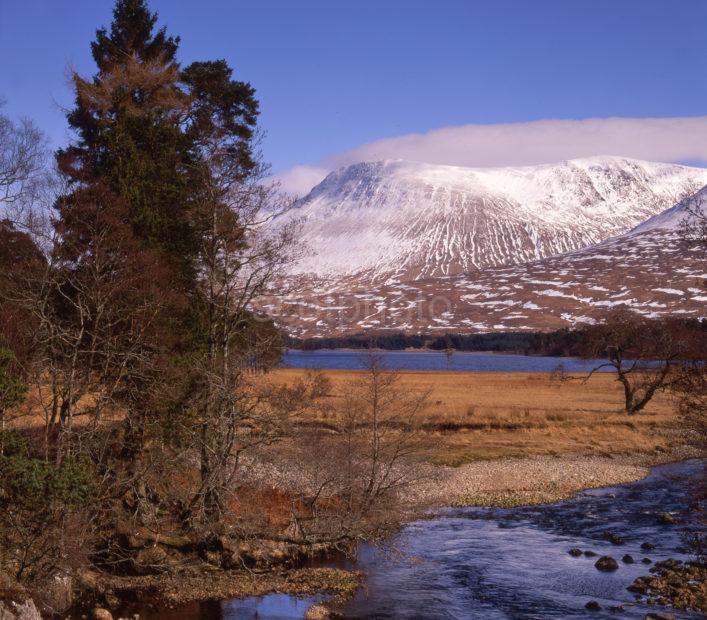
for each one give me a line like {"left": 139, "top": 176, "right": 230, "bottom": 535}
{"left": 287, "top": 347, "right": 536, "bottom": 355}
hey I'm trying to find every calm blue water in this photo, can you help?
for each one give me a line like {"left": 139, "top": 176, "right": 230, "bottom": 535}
{"left": 221, "top": 594, "right": 323, "bottom": 618}
{"left": 141, "top": 593, "right": 324, "bottom": 620}
{"left": 282, "top": 350, "right": 613, "bottom": 373}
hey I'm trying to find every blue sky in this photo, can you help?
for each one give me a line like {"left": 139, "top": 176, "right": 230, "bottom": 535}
{"left": 2, "top": 0, "right": 706, "bottom": 189}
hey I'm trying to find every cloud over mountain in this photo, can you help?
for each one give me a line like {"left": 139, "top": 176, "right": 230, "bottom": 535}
{"left": 275, "top": 116, "right": 707, "bottom": 196}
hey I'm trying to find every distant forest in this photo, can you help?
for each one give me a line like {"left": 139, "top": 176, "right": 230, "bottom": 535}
{"left": 288, "top": 319, "right": 707, "bottom": 357}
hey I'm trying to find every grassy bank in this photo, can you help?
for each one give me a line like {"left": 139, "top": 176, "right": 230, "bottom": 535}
{"left": 272, "top": 369, "right": 683, "bottom": 467}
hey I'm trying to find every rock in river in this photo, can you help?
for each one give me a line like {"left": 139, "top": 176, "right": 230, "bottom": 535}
{"left": 568, "top": 548, "right": 583, "bottom": 557}
{"left": 602, "top": 531, "right": 625, "bottom": 545}
{"left": 656, "top": 513, "right": 678, "bottom": 525}
{"left": 595, "top": 556, "right": 619, "bottom": 571}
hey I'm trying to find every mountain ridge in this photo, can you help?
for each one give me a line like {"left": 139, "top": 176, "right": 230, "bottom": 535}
{"left": 263, "top": 182, "right": 707, "bottom": 337}
{"left": 282, "top": 156, "right": 707, "bottom": 281}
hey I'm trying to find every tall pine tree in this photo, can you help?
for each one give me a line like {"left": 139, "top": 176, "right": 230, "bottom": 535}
{"left": 56, "top": 0, "right": 260, "bottom": 280}
{"left": 57, "top": 0, "right": 194, "bottom": 270}
{"left": 51, "top": 0, "right": 262, "bottom": 466}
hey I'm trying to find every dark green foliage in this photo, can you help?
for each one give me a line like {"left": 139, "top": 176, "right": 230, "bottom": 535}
{"left": 0, "top": 434, "right": 95, "bottom": 511}
{"left": 182, "top": 60, "right": 259, "bottom": 179}
{"left": 91, "top": 0, "right": 179, "bottom": 71}
{"left": 0, "top": 429, "right": 26, "bottom": 460}
{"left": 57, "top": 0, "right": 261, "bottom": 295}
{"left": 0, "top": 348, "right": 26, "bottom": 414}
{"left": 290, "top": 320, "right": 707, "bottom": 356}
{"left": 290, "top": 328, "right": 586, "bottom": 356}
{"left": 0, "top": 432, "right": 95, "bottom": 582}
{"left": 58, "top": 0, "right": 195, "bottom": 271}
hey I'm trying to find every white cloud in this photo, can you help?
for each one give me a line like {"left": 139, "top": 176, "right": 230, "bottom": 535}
{"left": 278, "top": 116, "right": 707, "bottom": 196}
{"left": 272, "top": 164, "right": 329, "bottom": 197}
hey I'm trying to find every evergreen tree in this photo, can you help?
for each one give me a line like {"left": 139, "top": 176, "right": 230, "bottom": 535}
{"left": 181, "top": 59, "right": 259, "bottom": 183}
{"left": 57, "top": 0, "right": 260, "bottom": 280}
{"left": 91, "top": 0, "right": 179, "bottom": 71}
{"left": 57, "top": 0, "right": 194, "bottom": 268}
{"left": 51, "top": 0, "right": 263, "bottom": 451}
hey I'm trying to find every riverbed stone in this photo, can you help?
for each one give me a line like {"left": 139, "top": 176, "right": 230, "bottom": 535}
{"left": 595, "top": 556, "right": 619, "bottom": 571}
{"left": 642, "top": 557, "right": 652, "bottom": 564}
{"left": 568, "top": 548, "right": 583, "bottom": 557}
{"left": 602, "top": 532, "right": 625, "bottom": 545}
{"left": 641, "top": 542, "right": 656, "bottom": 550}
{"left": 656, "top": 513, "right": 677, "bottom": 525}
{"left": 583, "top": 550, "right": 598, "bottom": 557}
{"left": 91, "top": 608, "right": 113, "bottom": 620}
{"left": 0, "top": 600, "right": 42, "bottom": 620}
{"left": 585, "top": 601, "right": 602, "bottom": 611}
{"left": 304, "top": 604, "right": 330, "bottom": 620}
{"left": 622, "top": 554, "right": 635, "bottom": 564}
{"left": 653, "top": 559, "right": 682, "bottom": 571}
{"left": 43, "top": 574, "right": 73, "bottom": 614}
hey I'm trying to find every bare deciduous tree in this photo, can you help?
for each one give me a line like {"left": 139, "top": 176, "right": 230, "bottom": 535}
{"left": 0, "top": 104, "right": 48, "bottom": 209}
{"left": 262, "top": 354, "right": 430, "bottom": 548}
{"left": 579, "top": 310, "right": 703, "bottom": 415}
{"left": 2, "top": 185, "right": 177, "bottom": 462}
{"left": 181, "top": 126, "right": 302, "bottom": 522}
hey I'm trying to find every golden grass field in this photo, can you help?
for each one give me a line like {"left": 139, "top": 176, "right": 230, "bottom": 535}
{"left": 11, "top": 369, "right": 682, "bottom": 468}
{"left": 271, "top": 369, "right": 680, "bottom": 466}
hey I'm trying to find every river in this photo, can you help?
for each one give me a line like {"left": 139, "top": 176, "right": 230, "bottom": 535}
{"left": 144, "top": 459, "right": 704, "bottom": 619}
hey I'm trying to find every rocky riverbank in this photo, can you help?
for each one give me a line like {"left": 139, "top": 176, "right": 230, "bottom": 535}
{"left": 3, "top": 450, "right": 700, "bottom": 619}
{"left": 413, "top": 449, "right": 699, "bottom": 508}
{"left": 629, "top": 559, "right": 707, "bottom": 613}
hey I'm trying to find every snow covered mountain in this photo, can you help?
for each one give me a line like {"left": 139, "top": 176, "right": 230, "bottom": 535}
{"left": 629, "top": 183, "right": 707, "bottom": 235}
{"left": 283, "top": 157, "right": 707, "bottom": 281}
{"left": 262, "top": 184, "right": 707, "bottom": 337}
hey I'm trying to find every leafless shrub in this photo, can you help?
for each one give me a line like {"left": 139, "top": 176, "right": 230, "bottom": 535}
{"left": 260, "top": 354, "right": 430, "bottom": 549}
{"left": 680, "top": 187, "right": 707, "bottom": 249}
{"left": 671, "top": 360, "right": 707, "bottom": 455}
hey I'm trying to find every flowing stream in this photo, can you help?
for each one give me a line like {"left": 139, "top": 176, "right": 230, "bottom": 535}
{"left": 340, "top": 459, "right": 704, "bottom": 619}
{"left": 144, "top": 459, "right": 704, "bottom": 619}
